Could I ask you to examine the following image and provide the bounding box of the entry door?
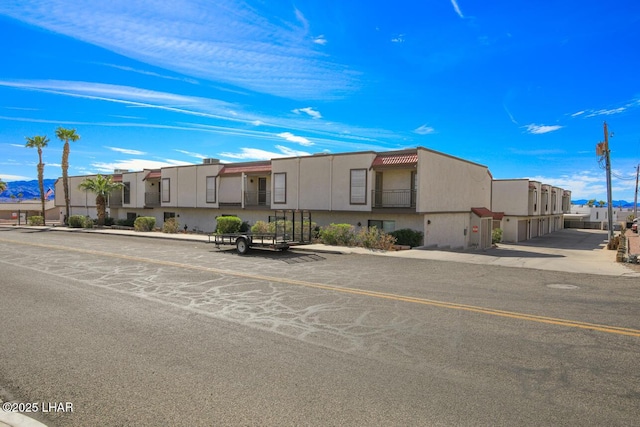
[258,177,267,205]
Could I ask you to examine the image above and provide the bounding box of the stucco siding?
[417,148,491,213]
[492,180,529,215]
[423,213,469,249]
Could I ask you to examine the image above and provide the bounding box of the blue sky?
[1,0,639,201]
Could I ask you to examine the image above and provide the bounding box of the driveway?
[323,228,639,277]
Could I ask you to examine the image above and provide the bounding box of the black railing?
[109,192,123,207]
[145,191,161,206]
[372,189,416,208]
[244,191,271,206]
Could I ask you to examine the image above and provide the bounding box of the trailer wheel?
[236,237,250,255]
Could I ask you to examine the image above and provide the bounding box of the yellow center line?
[3,237,640,338]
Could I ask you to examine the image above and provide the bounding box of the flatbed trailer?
[209,210,312,255]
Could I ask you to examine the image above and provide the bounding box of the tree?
[25,135,50,225]
[0,179,6,193]
[56,127,80,224]
[587,199,596,207]
[598,200,605,207]
[78,174,123,226]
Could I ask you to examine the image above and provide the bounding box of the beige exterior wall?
[270,157,298,209]
[416,148,491,213]
[330,153,376,211]
[299,156,331,210]
[423,213,469,249]
[528,181,541,216]
[380,169,412,191]
[219,175,242,204]
[271,152,377,211]
[492,180,530,216]
[197,164,224,207]
[121,171,146,209]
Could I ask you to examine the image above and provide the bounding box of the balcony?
[372,189,416,208]
[145,191,161,207]
[244,191,271,207]
[109,192,123,207]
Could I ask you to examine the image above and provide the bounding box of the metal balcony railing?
[145,191,161,206]
[244,191,271,206]
[372,189,416,208]
[109,193,123,207]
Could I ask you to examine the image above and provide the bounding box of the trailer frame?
[208,210,313,255]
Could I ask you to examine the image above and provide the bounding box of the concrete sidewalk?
[2,225,639,277]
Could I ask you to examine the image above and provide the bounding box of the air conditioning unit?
[203,158,220,165]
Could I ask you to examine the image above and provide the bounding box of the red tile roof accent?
[143,170,161,180]
[472,207,497,218]
[220,164,272,175]
[112,174,122,182]
[372,153,418,167]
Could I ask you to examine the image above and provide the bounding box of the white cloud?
[450,0,465,18]
[570,111,585,117]
[175,149,208,159]
[528,172,603,200]
[0,2,357,99]
[292,107,322,119]
[414,125,436,135]
[585,107,626,118]
[524,124,563,134]
[277,132,313,146]
[2,174,32,181]
[91,158,190,173]
[219,146,311,161]
[106,146,146,155]
[313,35,327,45]
[391,34,405,43]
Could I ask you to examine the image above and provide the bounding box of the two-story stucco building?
[491,179,571,242]
[55,146,572,250]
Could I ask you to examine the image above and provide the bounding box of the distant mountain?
[0,179,56,202]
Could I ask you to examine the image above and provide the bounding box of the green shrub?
[356,226,397,250]
[116,218,136,227]
[319,223,355,246]
[216,216,242,233]
[134,216,156,232]
[104,217,115,226]
[390,228,423,247]
[28,215,44,226]
[251,221,270,234]
[492,228,503,244]
[83,216,94,229]
[240,221,251,232]
[68,215,86,228]
[162,217,180,233]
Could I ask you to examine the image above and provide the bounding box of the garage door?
[517,220,528,242]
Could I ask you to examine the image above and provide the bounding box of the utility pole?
[602,122,614,241]
[634,164,639,220]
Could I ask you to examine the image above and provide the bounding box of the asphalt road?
[0,228,638,426]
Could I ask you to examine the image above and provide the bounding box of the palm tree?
[78,174,123,226]
[25,135,50,225]
[0,178,6,193]
[56,127,80,224]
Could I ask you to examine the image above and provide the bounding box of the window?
[368,219,396,232]
[162,178,170,203]
[350,169,367,204]
[123,182,131,204]
[274,173,286,204]
[206,176,216,203]
[164,212,176,221]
